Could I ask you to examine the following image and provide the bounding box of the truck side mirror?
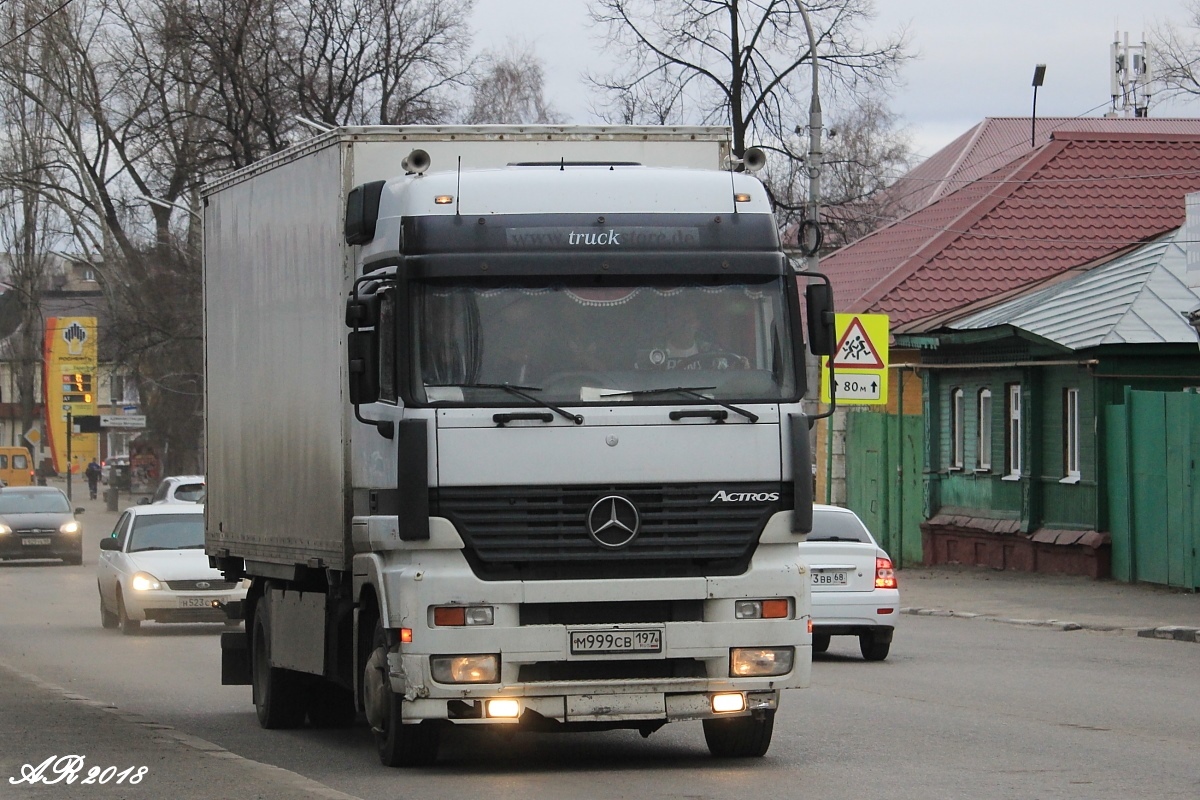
[347,330,380,405]
[344,180,386,245]
[805,283,835,356]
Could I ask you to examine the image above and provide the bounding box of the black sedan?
[0,487,85,565]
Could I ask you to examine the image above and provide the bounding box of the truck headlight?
[131,572,162,592]
[730,647,794,677]
[430,654,499,684]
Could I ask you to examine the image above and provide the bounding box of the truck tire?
[702,710,775,758]
[251,598,308,729]
[370,621,440,767]
[307,681,356,728]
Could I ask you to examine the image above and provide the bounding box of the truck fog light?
[486,698,520,718]
[730,647,794,677]
[711,692,746,713]
[431,654,499,684]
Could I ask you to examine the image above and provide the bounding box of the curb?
[900,607,1200,644]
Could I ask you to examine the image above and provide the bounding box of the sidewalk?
[899,564,1200,643]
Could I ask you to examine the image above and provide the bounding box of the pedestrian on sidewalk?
[85,458,101,500]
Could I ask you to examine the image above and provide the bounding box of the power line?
[0,0,75,52]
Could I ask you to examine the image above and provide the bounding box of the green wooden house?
[895,230,1200,586]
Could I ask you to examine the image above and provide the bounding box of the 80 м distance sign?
[820,313,889,405]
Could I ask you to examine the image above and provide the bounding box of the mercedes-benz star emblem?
[586,495,641,549]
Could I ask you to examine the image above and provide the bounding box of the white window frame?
[977,388,992,471]
[1005,383,1022,479]
[1062,387,1081,483]
[950,388,964,470]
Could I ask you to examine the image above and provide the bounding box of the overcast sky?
[470,0,1200,161]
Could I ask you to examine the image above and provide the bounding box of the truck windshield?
[413,277,798,405]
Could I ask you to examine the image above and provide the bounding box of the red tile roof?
[885,116,1200,215]
[821,127,1200,328]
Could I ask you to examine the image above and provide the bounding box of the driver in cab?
[636,304,747,371]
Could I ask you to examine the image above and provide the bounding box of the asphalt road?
[1,498,1197,799]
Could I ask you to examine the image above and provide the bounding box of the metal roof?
[945,229,1200,349]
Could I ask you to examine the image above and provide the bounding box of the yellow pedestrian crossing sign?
[820,313,889,405]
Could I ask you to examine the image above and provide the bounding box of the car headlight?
[59,520,81,535]
[0,523,10,535]
[131,572,162,591]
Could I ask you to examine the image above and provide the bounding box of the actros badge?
[586,495,641,549]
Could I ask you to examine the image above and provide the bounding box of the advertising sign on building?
[43,317,99,473]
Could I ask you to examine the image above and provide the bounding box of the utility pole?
[794,2,823,274]
[66,411,72,501]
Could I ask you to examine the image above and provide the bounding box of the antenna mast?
[1107,32,1153,117]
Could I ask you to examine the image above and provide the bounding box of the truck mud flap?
[221,630,251,685]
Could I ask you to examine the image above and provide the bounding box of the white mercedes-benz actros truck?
[203,126,835,766]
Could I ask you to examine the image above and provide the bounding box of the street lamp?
[1031,64,1047,147]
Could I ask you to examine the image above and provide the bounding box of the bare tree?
[0,10,61,449]
[588,0,911,234]
[465,42,565,124]
[1150,3,1200,105]
[0,0,480,472]
[768,92,912,248]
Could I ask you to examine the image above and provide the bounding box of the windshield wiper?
[602,386,759,423]
[430,383,583,425]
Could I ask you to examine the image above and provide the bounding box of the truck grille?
[433,483,788,581]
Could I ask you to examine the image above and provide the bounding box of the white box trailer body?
[203,125,826,766]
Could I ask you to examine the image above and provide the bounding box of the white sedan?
[96,504,246,634]
[799,505,899,661]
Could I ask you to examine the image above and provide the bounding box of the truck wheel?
[812,633,830,653]
[859,632,890,662]
[307,681,357,728]
[371,621,439,767]
[703,710,775,758]
[117,591,140,635]
[99,589,118,629]
[251,600,308,729]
